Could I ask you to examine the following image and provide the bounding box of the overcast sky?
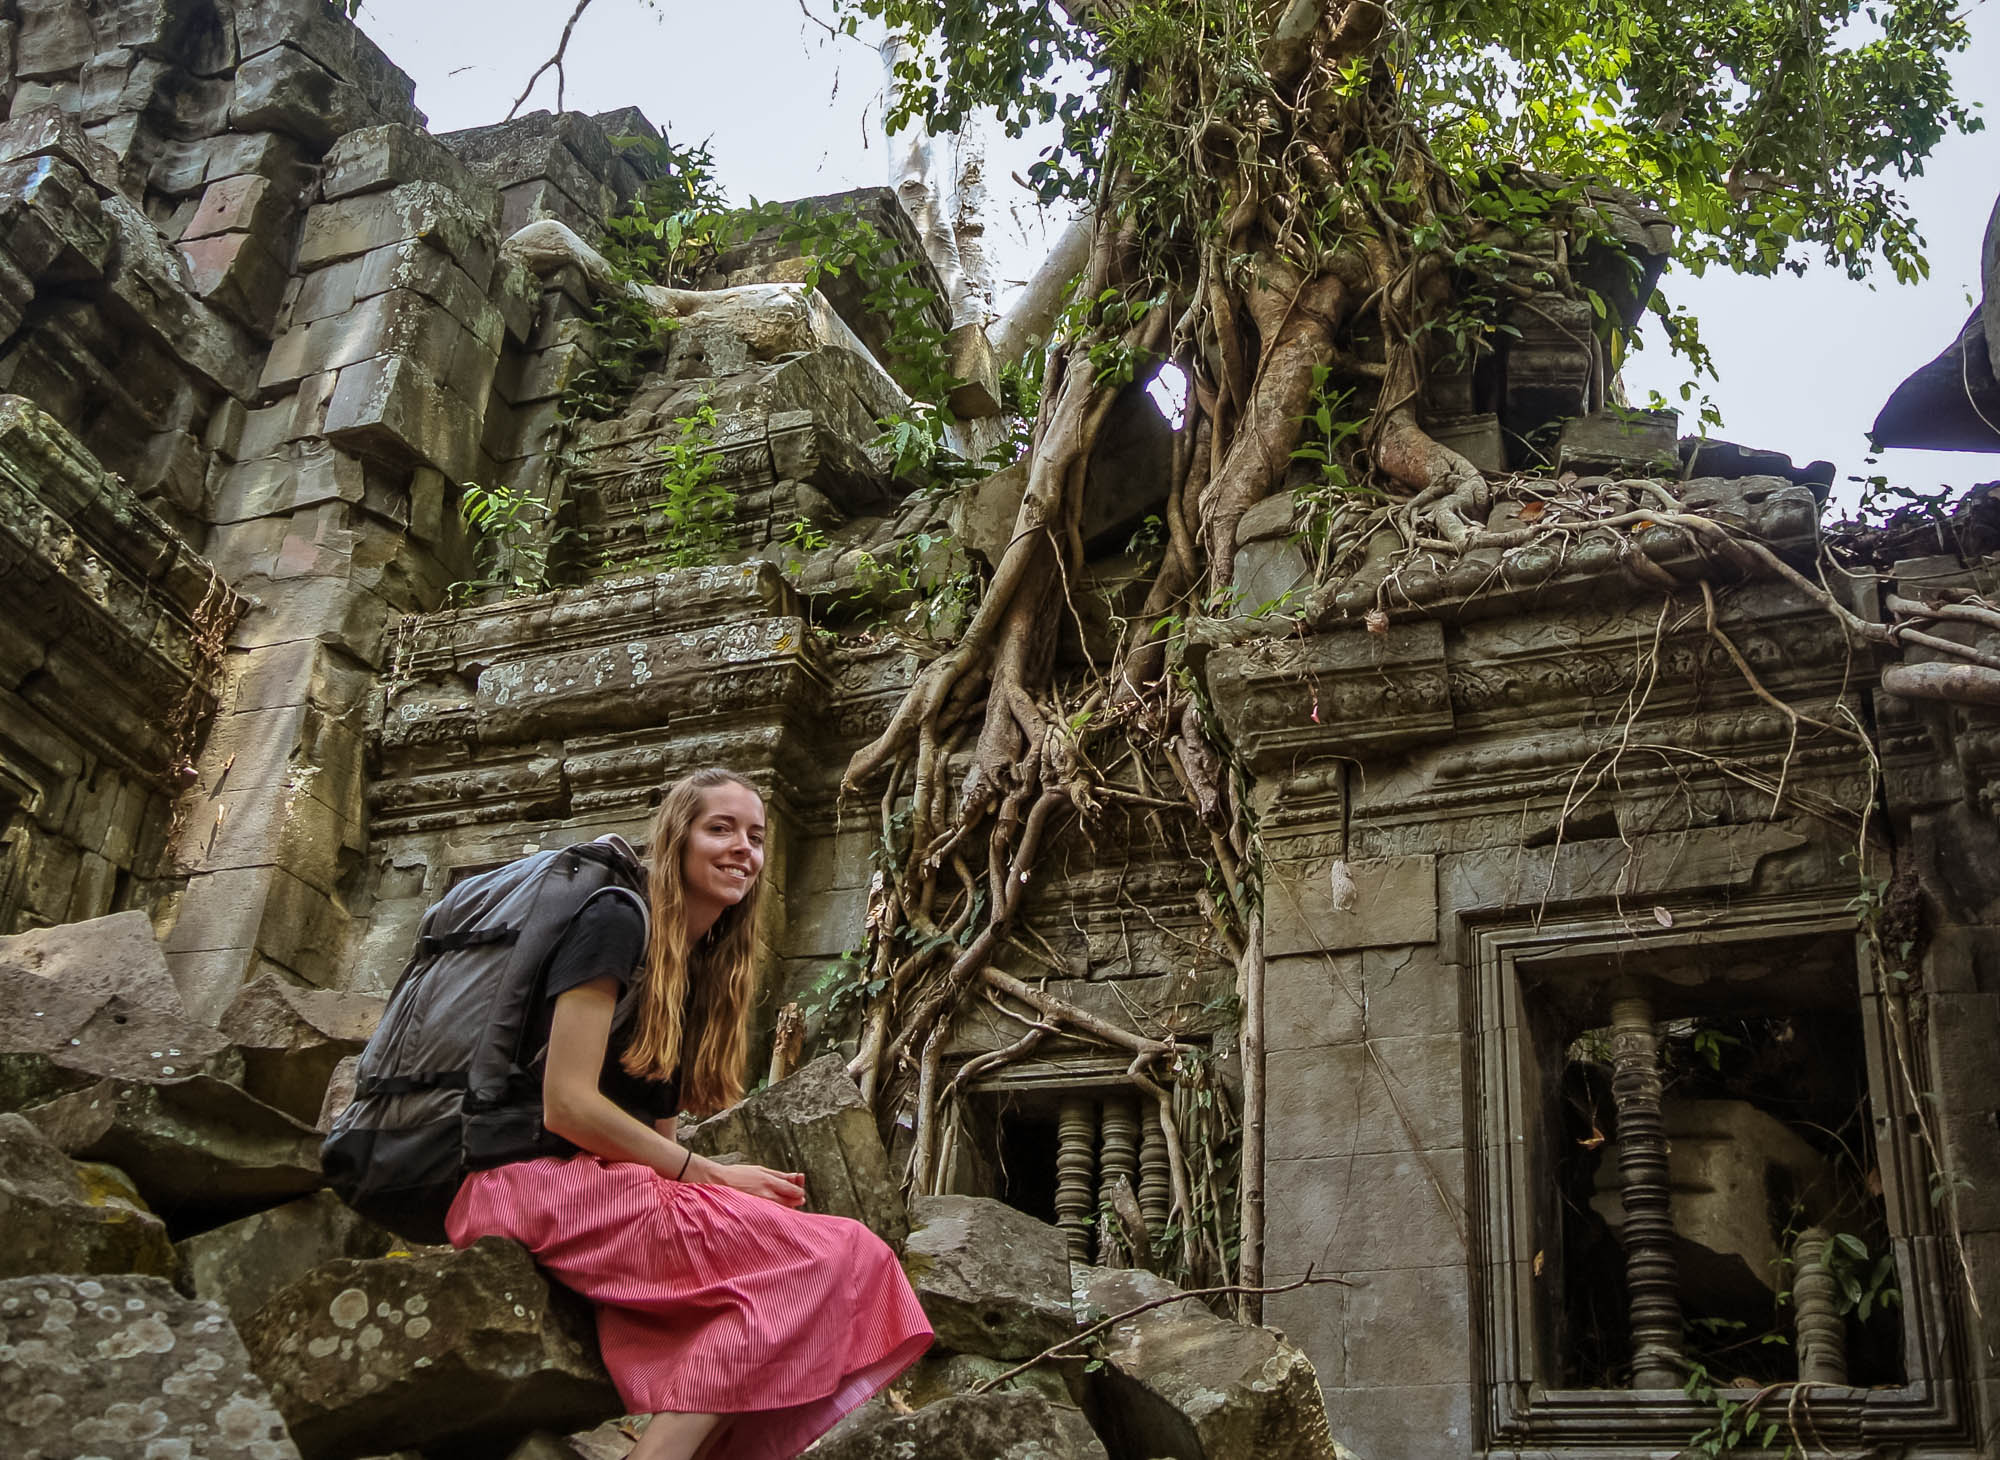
[360,0,1999,508]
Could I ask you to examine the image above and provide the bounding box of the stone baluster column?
[1139,1112,1171,1263]
[1096,1094,1140,1267]
[1792,1227,1849,1384]
[1609,989,1684,1388]
[1055,1094,1098,1264]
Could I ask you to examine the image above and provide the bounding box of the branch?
[970,1271,1350,1393]
[506,0,597,121]
[979,967,1174,1058]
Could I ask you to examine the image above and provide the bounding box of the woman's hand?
[698,1158,807,1208]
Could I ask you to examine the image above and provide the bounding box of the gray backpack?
[322,835,648,1243]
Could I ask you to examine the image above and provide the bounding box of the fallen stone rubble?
[0,910,1341,1460]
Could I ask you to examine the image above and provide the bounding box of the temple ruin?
[1,1,1998,1456]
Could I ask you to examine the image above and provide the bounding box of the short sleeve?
[543,892,647,1003]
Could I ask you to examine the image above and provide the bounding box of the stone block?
[682,1053,907,1241]
[183,172,290,243]
[1557,405,1678,476]
[179,229,291,335]
[1266,953,1366,1053]
[1237,536,1311,613]
[1928,992,2000,1115]
[164,862,350,1009]
[946,321,1001,418]
[203,131,317,198]
[354,237,504,345]
[812,1392,1103,1460]
[1076,1265,1338,1460]
[14,4,91,79]
[1261,1281,1349,1388]
[1265,1151,1468,1275]
[904,1195,1077,1360]
[1265,854,1437,956]
[131,425,209,512]
[323,123,500,226]
[211,450,367,524]
[229,41,376,151]
[1266,945,1461,1052]
[65,849,119,921]
[0,1273,301,1459]
[1334,1266,1470,1386]
[178,1189,397,1327]
[323,353,483,482]
[0,908,184,1016]
[262,286,469,393]
[243,1238,618,1460]
[99,192,259,400]
[1321,1382,1474,1459]
[298,182,496,289]
[498,174,612,238]
[1265,1036,1465,1160]
[287,252,366,327]
[219,972,381,1126]
[950,460,1027,570]
[0,152,112,281]
[0,1111,176,1280]
[24,1071,324,1214]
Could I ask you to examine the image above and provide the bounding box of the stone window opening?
[1549,1002,1901,1393]
[942,1068,1192,1277]
[1471,904,1976,1448]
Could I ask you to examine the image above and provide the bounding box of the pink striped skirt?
[446,1155,933,1459]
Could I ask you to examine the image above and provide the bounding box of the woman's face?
[680,782,767,918]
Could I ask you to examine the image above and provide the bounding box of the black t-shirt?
[533,892,682,1124]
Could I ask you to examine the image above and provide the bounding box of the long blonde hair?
[620,768,763,1114]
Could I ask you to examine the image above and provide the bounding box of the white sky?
[360,0,2000,506]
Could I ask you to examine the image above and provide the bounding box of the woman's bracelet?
[675,1149,694,1182]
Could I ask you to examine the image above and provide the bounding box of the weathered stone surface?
[0,908,184,1015]
[1076,1265,1338,1460]
[322,351,482,481]
[682,1054,907,1241]
[1264,854,1438,956]
[0,1272,300,1459]
[317,1053,362,1131]
[0,972,236,1114]
[904,1195,1077,1360]
[812,1391,1101,1460]
[297,182,497,288]
[324,125,500,226]
[22,1073,324,1212]
[951,459,1028,570]
[99,191,260,400]
[242,1237,619,1460]
[219,973,382,1125]
[229,42,378,150]
[0,1110,175,1280]
[1556,405,1677,476]
[178,1189,398,1326]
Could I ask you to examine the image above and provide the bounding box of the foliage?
[1822,1230,1901,1322]
[644,401,732,568]
[1680,1362,1795,1458]
[563,133,733,423]
[843,0,1978,288]
[453,480,572,601]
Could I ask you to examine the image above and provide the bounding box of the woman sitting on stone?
[445,767,932,1460]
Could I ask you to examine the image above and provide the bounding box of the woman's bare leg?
[628,1411,721,1460]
